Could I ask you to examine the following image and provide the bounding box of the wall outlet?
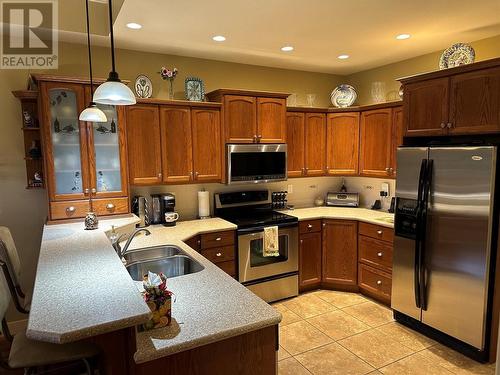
[287,184,293,194]
[364,185,374,190]
[381,182,389,195]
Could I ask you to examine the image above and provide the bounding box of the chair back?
[0,227,21,286]
[0,269,11,331]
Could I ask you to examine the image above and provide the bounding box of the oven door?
[238,225,298,283]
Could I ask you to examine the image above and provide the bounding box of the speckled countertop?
[280,206,394,228]
[124,219,282,364]
[27,215,151,344]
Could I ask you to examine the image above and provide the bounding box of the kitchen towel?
[263,226,279,257]
[198,191,210,218]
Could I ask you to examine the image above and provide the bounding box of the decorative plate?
[439,43,475,70]
[134,75,153,98]
[185,77,205,102]
[330,84,357,108]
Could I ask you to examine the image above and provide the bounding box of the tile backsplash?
[131,176,395,221]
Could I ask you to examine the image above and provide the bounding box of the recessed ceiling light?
[281,45,294,52]
[212,35,226,42]
[126,22,142,30]
[396,33,411,40]
[337,54,350,59]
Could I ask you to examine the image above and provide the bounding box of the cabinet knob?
[215,237,222,241]
[106,203,115,210]
[447,122,453,129]
[440,122,446,129]
[377,280,382,285]
[389,167,394,173]
[377,252,383,257]
[385,167,390,172]
[377,230,383,235]
[66,206,76,213]
[307,224,313,229]
[322,223,326,228]
[158,172,162,178]
[257,135,262,141]
[216,252,222,257]
[253,135,258,143]
[91,188,96,194]
[84,188,89,194]
[300,239,303,244]
[194,171,199,178]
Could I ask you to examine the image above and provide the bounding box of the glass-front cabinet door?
[41,82,90,201]
[85,87,128,199]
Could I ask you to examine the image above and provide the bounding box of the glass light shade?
[79,103,107,122]
[93,80,136,105]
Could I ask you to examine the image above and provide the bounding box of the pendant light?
[93,0,136,105]
[79,0,107,122]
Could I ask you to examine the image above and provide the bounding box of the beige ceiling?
[63,0,500,74]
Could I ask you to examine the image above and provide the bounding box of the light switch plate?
[287,184,293,194]
[381,182,389,195]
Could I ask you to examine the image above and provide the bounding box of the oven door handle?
[236,222,298,234]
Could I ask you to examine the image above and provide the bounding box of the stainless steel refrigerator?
[392,146,497,360]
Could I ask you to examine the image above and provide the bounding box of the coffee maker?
[151,193,177,226]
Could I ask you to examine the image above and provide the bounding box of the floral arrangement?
[142,271,173,330]
[159,67,178,81]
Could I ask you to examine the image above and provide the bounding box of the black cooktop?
[219,211,298,230]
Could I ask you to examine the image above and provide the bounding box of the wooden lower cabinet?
[358,263,392,303]
[299,227,322,291]
[322,220,358,289]
[200,230,236,277]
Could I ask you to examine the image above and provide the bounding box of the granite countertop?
[125,219,282,364]
[281,206,394,228]
[27,215,151,344]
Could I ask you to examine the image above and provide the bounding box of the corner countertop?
[280,206,394,228]
[125,219,282,364]
[27,215,151,344]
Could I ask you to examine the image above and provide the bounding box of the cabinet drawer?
[217,260,236,277]
[201,245,235,263]
[358,222,394,243]
[50,200,90,220]
[201,231,235,249]
[184,235,201,251]
[358,235,393,271]
[358,263,392,301]
[92,197,129,216]
[299,220,322,234]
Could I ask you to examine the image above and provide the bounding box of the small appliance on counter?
[326,192,359,207]
[131,196,150,228]
[151,193,178,226]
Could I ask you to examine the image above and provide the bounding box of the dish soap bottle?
[340,178,347,193]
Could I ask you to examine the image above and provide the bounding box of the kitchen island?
[30,215,281,374]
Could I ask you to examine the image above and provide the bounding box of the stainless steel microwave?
[227,144,287,184]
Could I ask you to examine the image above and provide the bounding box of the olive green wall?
[346,34,500,105]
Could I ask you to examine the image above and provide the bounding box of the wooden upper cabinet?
[359,109,393,178]
[304,113,326,176]
[257,98,286,143]
[299,231,322,290]
[192,109,222,182]
[326,112,359,176]
[160,106,193,183]
[449,67,500,134]
[391,106,404,176]
[404,77,449,136]
[224,95,257,143]
[322,220,358,288]
[126,105,162,185]
[286,112,305,177]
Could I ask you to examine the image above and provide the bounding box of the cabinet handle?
[377,280,382,285]
[66,206,76,213]
[377,230,383,235]
[440,122,446,129]
[377,252,383,257]
[300,239,303,244]
[215,237,222,241]
[216,252,222,257]
[447,123,453,129]
[106,203,115,210]
[91,188,96,194]
[322,223,326,228]
[307,224,313,229]
[84,188,89,194]
[158,173,162,178]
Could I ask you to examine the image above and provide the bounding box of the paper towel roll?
[198,191,210,218]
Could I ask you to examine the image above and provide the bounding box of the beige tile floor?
[273,290,496,375]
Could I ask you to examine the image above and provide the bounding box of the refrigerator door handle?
[414,158,427,309]
[419,158,433,311]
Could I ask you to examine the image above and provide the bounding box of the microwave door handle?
[414,158,427,309]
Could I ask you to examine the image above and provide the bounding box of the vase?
[168,80,174,100]
[84,212,98,230]
[142,296,172,330]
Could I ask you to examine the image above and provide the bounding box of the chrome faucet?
[112,228,151,259]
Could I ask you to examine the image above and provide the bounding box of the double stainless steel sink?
[125,245,204,281]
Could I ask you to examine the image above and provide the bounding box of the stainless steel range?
[214,190,298,302]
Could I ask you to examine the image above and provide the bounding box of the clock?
[185,77,205,102]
